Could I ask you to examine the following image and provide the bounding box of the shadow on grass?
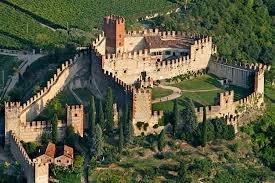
[1,1,66,30]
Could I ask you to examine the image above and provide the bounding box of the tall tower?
[66,105,84,137]
[103,15,125,54]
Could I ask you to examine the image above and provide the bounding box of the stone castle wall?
[196,61,269,131]
[10,132,49,183]
[101,36,216,85]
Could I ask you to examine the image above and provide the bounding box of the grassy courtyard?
[152,87,173,100]
[152,75,252,111]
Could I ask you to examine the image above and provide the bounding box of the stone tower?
[254,69,264,95]
[103,15,125,54]
[4,102,21,144]
[66,105,84,137]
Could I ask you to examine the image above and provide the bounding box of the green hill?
[0,0,176,49]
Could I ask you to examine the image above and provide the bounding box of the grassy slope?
[152,87,173,100]
[0,55,20,87]
[0,0,175,49]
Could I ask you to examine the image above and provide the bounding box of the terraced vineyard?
[0,0,176,49]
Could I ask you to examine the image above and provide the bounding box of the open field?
[152,75,251,111]
[0,0,176,49]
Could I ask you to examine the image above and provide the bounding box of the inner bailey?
[10,132,49,183]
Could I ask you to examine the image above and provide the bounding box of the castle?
[3,15,271,182]
[91,15,270,135]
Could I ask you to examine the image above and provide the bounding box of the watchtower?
[66,105,84,137]
[103,15,125,54]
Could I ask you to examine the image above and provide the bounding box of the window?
[119,34,122,38]
[124,70,127,73]
[75,113,78,117]
[165,51,171,55]
[119,42,122,46]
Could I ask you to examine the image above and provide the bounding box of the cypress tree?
[89,96,96,136]
[125,107,133,144]
[182,98,198,132]
[172,99,179,137]
[118,117,124,153]
[98,100,105,129]
[123,93,129,135]
[158,130,166,152]
[51,114,58,143]
[202,107,207,147]
[105,87,114,134]
[93,124,103,157]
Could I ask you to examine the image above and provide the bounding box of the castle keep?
[91,15,270,135]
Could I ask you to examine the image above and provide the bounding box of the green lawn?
[0,0,176,49]
[153,75,252,111]
[152,87,173,100]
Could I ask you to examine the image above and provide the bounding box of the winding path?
[152,84,220,104]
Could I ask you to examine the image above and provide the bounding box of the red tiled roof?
[45,142,56,158]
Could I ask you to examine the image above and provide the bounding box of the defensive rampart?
[10,132,49,183]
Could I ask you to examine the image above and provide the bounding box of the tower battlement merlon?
[104,15,125,24]
[66,104,84,110]
[5,101,21,109]
[104,49,150,60]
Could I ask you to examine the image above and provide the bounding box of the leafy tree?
[172,99,179,137]
[23,142,39,158]
[118,117,124,153]
[51,114,58,143]
[98,100,105,129]
[74,154,84,171]
[93,124,103,157]
[65,124,76,147]
[105,87,114,134]
[178,161,192,183]
[158,130,166,152]
[181,98,198,132]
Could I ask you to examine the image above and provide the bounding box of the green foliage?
[124,106,134,144]
[93,124,103,157]
[74,154,84,172]
[153,0,274,66]
[22,141,40,158]
[51,113,58,143]
[89,96,96,136]
[97,100,105,129]
[65,124,76,148]
[201,108,207,147]
[41,131,51,145]
[158,130,166,152]
[172,99,179,136]
[105,87,114,134]
[181,98,198,132]
[118,117,124,153]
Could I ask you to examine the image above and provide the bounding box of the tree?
[158,130,166,152]
[89,96,96,136]
[65,124,76,147]
[74,154,84,171]
[98,100,105,129]
[181,98,198,132]
[123,93,129,135]
[201,107,207,147]
[178,161,192,183]
[105,87,114,134]
[172,99,179,137]
[124,108,134,144]
[51,114,58,143]
[41,131,50,145]
[118,117,124,153]
[93,124,103,157]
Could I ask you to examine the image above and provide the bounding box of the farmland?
[0,0,176,49]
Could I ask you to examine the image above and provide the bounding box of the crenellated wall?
[9,132,49,183]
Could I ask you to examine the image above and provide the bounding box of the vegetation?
[0,55,20,88]
[51,114,58,143]
[105,87,114,134]
[0,0,176,49]
[152,87,173,100]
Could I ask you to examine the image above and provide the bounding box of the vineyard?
[0,0,176,49]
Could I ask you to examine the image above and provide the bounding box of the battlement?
[21,54,81,112]
[5,101,22,110]
[67,105,83,110]
[104,15,125,24]
[10,132,34,166]
[21,120,66,130]
[103,70,133,91]
[213,57,271,72]
[133,87,152,94]
[152,110,164,117]
[104,49,150,60]
[92,32,105,47]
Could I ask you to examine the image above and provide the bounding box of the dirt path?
[152,84,220,104]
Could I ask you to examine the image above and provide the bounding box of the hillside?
[0,0,176,49]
